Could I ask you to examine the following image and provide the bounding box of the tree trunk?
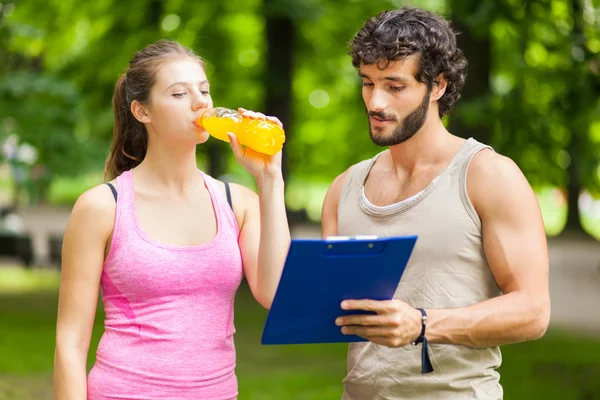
[562,0,587,235]
[206,141,226,180]
[196,4,228,179]
[0,13,7,75]
[147,0,163,25]
[264,1,294,183]
[564,134,584,232]
[448,8,491,144]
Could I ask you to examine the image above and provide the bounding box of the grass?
[1,268,600,399]
[0,268,61,293]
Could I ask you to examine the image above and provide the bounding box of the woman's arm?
[233,175,290,309]
[54,185,115,399]
[226,109,291,309]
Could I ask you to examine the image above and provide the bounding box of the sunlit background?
[0,0,599,398]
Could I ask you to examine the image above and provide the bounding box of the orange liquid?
[200,113,285,156]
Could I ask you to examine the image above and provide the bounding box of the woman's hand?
[227,108,283,181]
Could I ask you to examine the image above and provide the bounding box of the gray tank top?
[338,138,503,400]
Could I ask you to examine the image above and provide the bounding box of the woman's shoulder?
[68,183,117,228]
[207,175,257,225]
[203,172,257,201]
[214,179,257,202]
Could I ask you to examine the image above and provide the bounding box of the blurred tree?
[263,0,296,184]
[2,0,599,226]
[448,0,494,145]
[0,1,105,205]
[0,3,7,75]
[0,0,250,191]
[561,0,600,234]
[447,0,599,236]
[489,0,600,235]
[199,3,231,179]
[0,71,105,205]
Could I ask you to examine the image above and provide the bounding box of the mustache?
[368,111,398,122]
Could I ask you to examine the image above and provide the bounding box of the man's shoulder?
[330,153,383,190]
[468,148,534,214]
[469,148,524,185]
[323,153,382,211]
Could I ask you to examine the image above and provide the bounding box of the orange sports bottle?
[195,107,285,156]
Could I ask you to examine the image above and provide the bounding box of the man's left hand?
[336,299,423,348]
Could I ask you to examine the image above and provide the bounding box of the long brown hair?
[104,40,206,181]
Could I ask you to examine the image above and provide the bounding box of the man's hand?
[336,299,423,348]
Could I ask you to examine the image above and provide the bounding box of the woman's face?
[138,56,213,146]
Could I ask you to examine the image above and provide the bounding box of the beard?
[367,88,430,147]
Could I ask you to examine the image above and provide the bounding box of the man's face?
[359,55,431,146]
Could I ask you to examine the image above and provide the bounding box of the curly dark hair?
[349,7,467,117]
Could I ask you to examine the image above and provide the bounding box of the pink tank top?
[87,169,243,400]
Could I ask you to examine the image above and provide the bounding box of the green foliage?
[0,0,599,218]
[0,71,105,177]
[451,0,600,191]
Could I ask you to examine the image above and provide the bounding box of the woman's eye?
[362,82,374,87]
[201,90,210,95]
[172,93,187,98]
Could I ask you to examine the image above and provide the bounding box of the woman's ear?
[131,100,151,124]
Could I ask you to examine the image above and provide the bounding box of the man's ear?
[431,74,448,101]
[131,100,151,124]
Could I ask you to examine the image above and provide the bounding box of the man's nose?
[368,88,388,112]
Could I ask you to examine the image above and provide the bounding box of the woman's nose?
[192,92,210,111]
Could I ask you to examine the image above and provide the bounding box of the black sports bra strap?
[225,182,232,209]
[106,182,117,202]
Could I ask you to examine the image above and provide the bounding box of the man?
[321,6,550,399]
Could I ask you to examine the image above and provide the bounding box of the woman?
[53,40,290,400]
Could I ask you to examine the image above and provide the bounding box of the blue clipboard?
[261,235,417,345]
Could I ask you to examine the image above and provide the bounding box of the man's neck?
[387,117,456,174]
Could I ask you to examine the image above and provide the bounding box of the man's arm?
[425,149,550,347]
[336,150,550,348]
